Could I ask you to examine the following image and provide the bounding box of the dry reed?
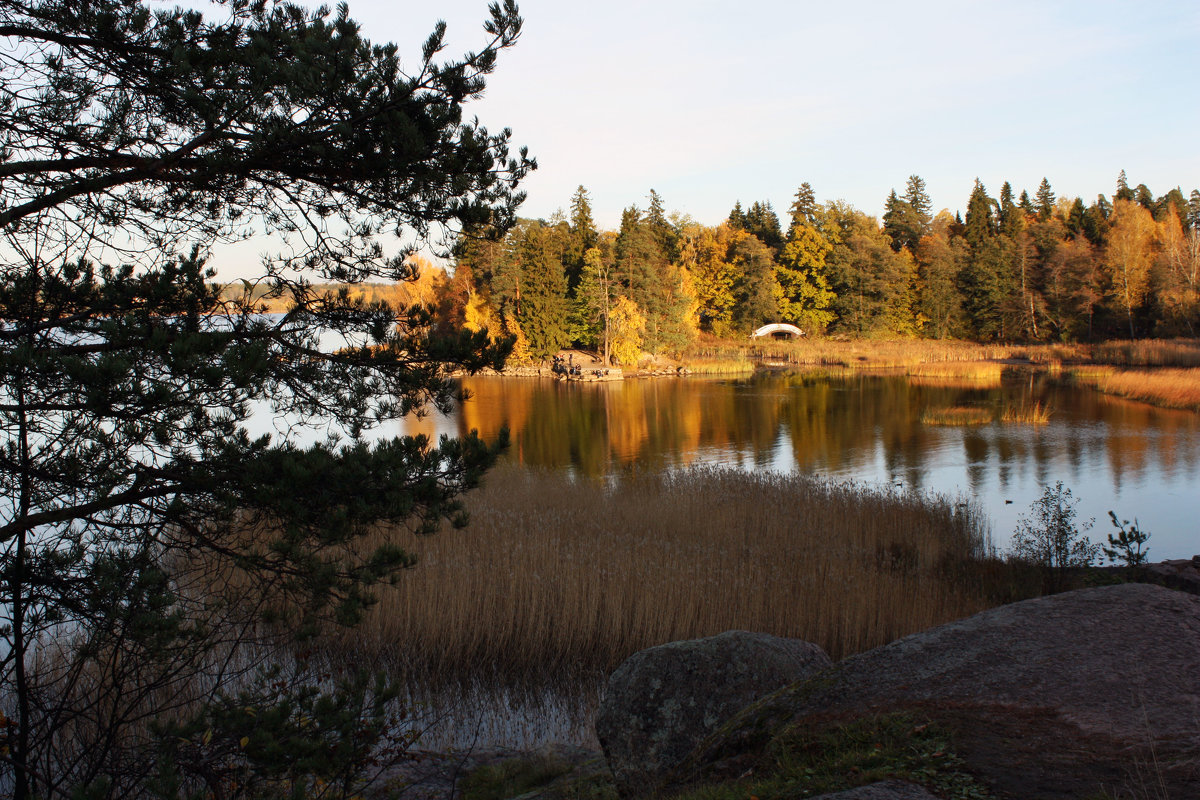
[999,401,1052,424]
[906,361,1004,384]
[1087,368,1200,411]
[687,336,1016,371]
[920,406,994,426]
[334,465,995,695]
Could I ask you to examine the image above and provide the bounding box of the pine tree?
[0,1,531,796]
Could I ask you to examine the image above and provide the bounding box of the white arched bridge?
[751,323,805,339]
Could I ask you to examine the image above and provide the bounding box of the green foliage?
[459,752,602,800]
[1103,511,1151,567]
[674,713,994,800]
[1010,482,1099,585]
[0,0,528,797]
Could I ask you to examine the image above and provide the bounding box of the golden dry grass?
[687,336,1016,371]
[1017,339,1200,368]
[1000,401,1052,424]
[920,406,994,426]
[335,465,995,693]
[906,361,1004,385]
[1085,368,1200,411]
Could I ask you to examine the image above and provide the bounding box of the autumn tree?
[1104,199,1157,338]
[683,223,739,335]
[777,217,836,333]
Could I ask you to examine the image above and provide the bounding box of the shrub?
[1010,483,1099,590]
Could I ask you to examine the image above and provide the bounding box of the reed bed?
[333,465,995,696]
[905,361,1004,384]
[682,356,755,375]
[1017,339,1200,368]
[1085,368,1200,410]
[686,337,1016,371]
[920,406,994,426]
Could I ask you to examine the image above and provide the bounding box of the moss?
[459,753,618,800]
[670,712,995,800]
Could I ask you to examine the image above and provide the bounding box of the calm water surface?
[399,370,1200,560]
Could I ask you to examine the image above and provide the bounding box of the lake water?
[398,369,1200,560]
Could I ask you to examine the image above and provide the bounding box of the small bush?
[1010,482,1099,591]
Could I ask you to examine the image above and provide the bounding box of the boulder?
[678,584,1200,799]
[595,630,831,797]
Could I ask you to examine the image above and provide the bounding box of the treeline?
[435,172,1200,364]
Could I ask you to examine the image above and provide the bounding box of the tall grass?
[335,466,995,696]
[686,336,1016,371]
[1085,368,1200,411]
[905,361,1004,385]
[1017,339,1200,368]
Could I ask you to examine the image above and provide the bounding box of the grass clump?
[921,406,994,426]
[674,713,993,800]
[460,752,613,800]
[1000,401,1052,424]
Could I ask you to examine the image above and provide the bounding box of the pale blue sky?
[212,0,1200,274]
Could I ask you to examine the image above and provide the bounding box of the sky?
[212,0,1200,275]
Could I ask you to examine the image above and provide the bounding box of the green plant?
[1103,512,1151,567]
[1010,482,1099,590]
[672,713,995,800]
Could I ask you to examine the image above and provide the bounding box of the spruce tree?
[789,182,818,228]
[565,185,599,291]
[1115,170,1134,202]
[1036,178,1056,220]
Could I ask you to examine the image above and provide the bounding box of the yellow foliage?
[609,295,645,367]
[503,313,532,365]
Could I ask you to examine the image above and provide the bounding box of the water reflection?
[403,371,1200,559]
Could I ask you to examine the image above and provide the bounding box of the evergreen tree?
[915,215,967,338]
[1115,170,1134,202]
[959,180,1013,338]
[515,223,571,359]
[1036,178,1056,220]
[1134,183,1155,210]
[905,174,933,225]
[728,201,747,230]
[789,182,818,227]
[1019,190,1036,216]
[647,189,680,261]
[744,200,784,251]
[731,234,782,331]
[565,185,598,291]
[0,1,531,797]
[823,204,919,335]
[999,182,1021,235]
